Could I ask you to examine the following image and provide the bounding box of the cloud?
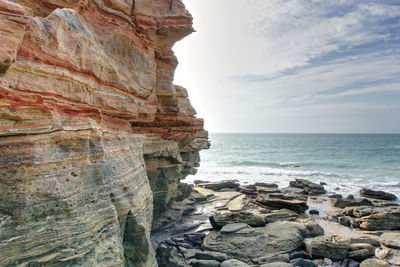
[175,0,400,132]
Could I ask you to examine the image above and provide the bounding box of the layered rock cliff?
[0,0,208,266]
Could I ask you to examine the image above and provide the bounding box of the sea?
[184,133,400,199]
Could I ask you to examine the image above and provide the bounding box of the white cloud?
[174,0,400,133]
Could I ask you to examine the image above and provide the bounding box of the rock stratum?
[0,0,208,266]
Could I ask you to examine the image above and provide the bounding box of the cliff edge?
[0,0,208,266]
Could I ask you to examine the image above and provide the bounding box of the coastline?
[152,178,400,266]
[185,133,400,200]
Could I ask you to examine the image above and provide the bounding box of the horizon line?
[208,131,400,134]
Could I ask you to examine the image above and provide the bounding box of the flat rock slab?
[228,194,246,212]
[360,258,390,267]
[203,222,307,264]
[360,188,397,201]
[358,207,400,230]
[220,223,254,234]
[220,259,250,267]
[264,209,299,223]
[379,232,400,249]
[256,195,308,213]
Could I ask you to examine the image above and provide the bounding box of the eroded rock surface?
[0,0,208,266]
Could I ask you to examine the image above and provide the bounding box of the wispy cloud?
[175,0,400,132]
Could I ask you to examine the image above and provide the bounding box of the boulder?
[360,259,389,267]
[209,211,266,230]
[359,188,397,201]
[379,232,400,249]
[306,235,350,261]
[376,245,400,266]
[202,222,304,264]
[289,179,327,195]
[220,259,250,267]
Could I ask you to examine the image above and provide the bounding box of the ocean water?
[184,133,400,199]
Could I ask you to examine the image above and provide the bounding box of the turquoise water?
[185,133,400,198]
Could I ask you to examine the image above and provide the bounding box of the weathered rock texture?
[0,0,208,266]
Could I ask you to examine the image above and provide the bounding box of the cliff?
[0,0,208,266]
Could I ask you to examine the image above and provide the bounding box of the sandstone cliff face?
[0,0,208,266]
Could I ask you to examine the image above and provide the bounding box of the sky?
[173,0,400,133]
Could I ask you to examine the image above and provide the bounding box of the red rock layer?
[0,0,208,266]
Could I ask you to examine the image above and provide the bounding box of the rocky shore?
[152,179,400,267]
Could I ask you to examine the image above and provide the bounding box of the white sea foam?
[184,165,400,201]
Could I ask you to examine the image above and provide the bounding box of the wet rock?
[257,187,282,195]
[289,178,327,195]
[289,250,309,260]
[309,209,320,215]
[282,187,306,195]
[220,259,250,267]
[342,259,360,267]
[239,184,258,195]
[191,259,220,267]
[256,194,308,213]
[306,235,350,261]
[291,258,318,267]
[191,191,208,202]
[209,211,266,230]
[264,209,299,223]
[348,248,370,262]
[254,182,279,188]
[195,250,229,262]
[332,198,373,208]
[196,180,240,191]
[329,193,343,199]
[359,188,397,201]
[338,216,351,227]
[156,245,188,267]
[359,259,389,267]
[184,249,203,260]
